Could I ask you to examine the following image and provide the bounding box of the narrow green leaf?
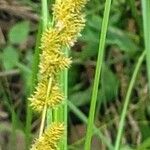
[142,0,150,92]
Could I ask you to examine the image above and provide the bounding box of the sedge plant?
[28,0,88,149]
[25,0,150,150]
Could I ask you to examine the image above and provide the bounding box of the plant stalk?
[26,0,48,148]
[41,0,48,30]
[54,47,69,150]
[141,0,150,92]
[63,47,68,150]
[25,11,42,150]
[114,51,146,150]
[84,0,112,149]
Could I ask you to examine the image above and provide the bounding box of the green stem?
[63,48,68,150]
[114,51,146,150]
[30,22,42,92]
[55,47,69,150]
[25,18,42,150]
[141,0,150,92]
[84,0,112,149]
[68,101,114,150]
[41,0,48,30]
[25,0,48,148]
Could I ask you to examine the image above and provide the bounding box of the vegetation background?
[0,0,150,149]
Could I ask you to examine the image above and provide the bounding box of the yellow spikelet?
[29,80,64,112]
[53,0,87,46]
[40,28,60,53]
[31,123,64,150]
[53,0,87,17]
[39,51,72,77]
[71,0,87,10]
[58,15,85,46]
[48,83,64,108]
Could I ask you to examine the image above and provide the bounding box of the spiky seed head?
[53,0,87,47]
[31,123,64,150]
[29,80,64,112]
[40,28,60,53]
[39,51,72,78]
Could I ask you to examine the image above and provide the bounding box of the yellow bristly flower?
[53,0,87,46]
[53,0,87,16]
[30,0,88,149]
[39,50,72,78]
[29,80,64,112]
[58,16,85,46]
[40,28,60,53]
[39,27,72,78]
[31,123,64,150]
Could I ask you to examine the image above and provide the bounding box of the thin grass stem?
[41,0,48,30]
[84,0,112,149]
[25,23,42,148]
[114,50,146,150]
[63,47,69,150]
[26,0,48,148]
[54,46,69,150]
[141,0,150,92]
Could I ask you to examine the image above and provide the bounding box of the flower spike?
[31,123,64,150]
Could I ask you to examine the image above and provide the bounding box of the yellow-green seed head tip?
[53,0,87,47]
[31,123,64,150]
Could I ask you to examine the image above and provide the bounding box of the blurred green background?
[0,0,149,149]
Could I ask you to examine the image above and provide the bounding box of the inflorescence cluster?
[29,0,87,149]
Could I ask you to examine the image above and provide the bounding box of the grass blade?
[114,51,146,150]
[25,0,48,148]
[141,0,150,92]
[84,0,112,149]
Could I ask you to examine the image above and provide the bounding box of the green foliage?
[80,5,139,61]
[1,0,150,149]
[70,87,91,107]
[107,27,139,55]
[69,64,119,107]
[2,46,19,70]
[101,64,119,102]
[8,21,30,44]
[137,138,150,150]
[120,145,134,150]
